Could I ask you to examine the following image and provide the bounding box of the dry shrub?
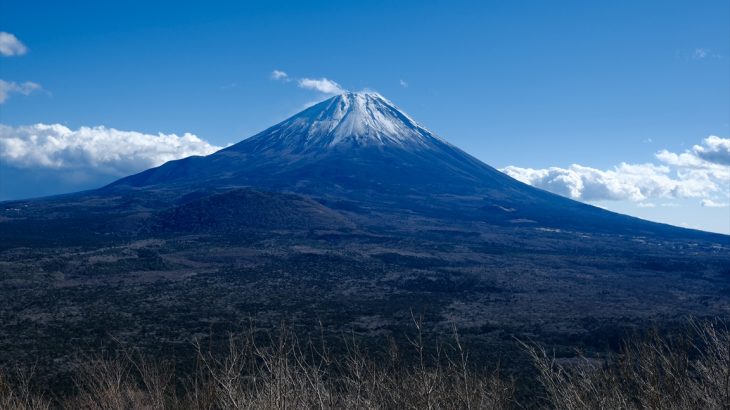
[0,366,51,410]
[523,319,730,410]
[62,350,176,410]
[184,316,514,409]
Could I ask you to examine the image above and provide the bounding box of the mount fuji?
[87,91,715,238]
[3,91,726,243]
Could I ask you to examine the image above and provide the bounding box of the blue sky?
[1,0,729,233]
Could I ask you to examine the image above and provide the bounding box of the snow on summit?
[243,91,445,153]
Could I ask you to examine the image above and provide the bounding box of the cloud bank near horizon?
[501,136,730,208]
[0,123,222,177]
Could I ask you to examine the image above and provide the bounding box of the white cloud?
[400,79,408,88]
[271,69,346,94]
[0,80,42,103]
[691,135,730,166]
[270,70,289,81]
[701,199,729,208]
[0,32,27,56]
[655,136,730,187]
[0,123,223,176]
[501,136,730,204]
[656,137,730,167]
[297,77,344,94]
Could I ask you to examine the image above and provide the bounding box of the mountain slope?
[154,188,355,233]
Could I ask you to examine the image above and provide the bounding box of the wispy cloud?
[297,78,344,94]
[0,32,27,57]
[692,48,722,60]
[270,69,345,95]
[501,136,730,205]
[400,79,408,88]
[701,199,728,208]
[0,33,44,105]
[693,48,709,59]
[0,123,223,176]
[0,80,42,104]
[270,70,289,81]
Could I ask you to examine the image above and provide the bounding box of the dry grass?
[1,318,728,409]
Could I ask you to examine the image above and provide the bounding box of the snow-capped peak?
[245,91,444,152]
